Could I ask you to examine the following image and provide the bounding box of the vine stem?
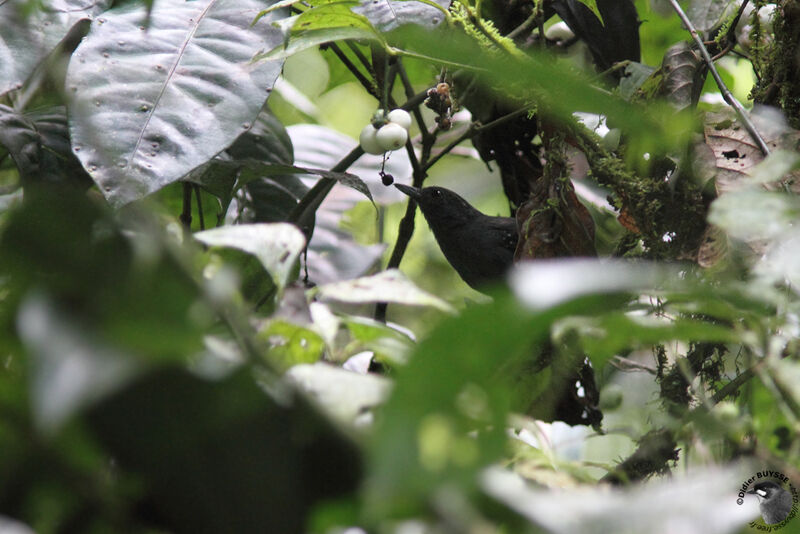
[374,136,427,323]
[667,0,770,156]
[193,184,205,230]
[424,106,530,172]
[180,182,192,230]
[327,43,378,98]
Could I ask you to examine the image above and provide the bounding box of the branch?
[346,41,377,83]
[327,42,378,98]
[667,0,770,156]
[180,181,192,230]
[423,106,530,171]
[193,184,205,231]
[397,59,432,145]
[601,428,679,484]
[374,128,428,322]
[710,366,756,404]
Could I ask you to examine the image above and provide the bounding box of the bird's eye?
[433,189,442,198]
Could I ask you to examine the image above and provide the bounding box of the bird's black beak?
[394,183,422,200]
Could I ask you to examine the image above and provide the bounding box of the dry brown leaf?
[703,108,800,195]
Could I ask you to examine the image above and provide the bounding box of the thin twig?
[424,106,530,171]
[507,10,538,40]
[710,366,756,404]
[193,184,205,230]
[380,53,391,112]
[668,0,770,156]
[327,42,378,98]
[345,41,377,81]
[397,60,431,143]
[375,138,427,322]
[180,182,192,230]
[593,60,632,81]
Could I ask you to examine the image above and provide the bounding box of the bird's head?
[748,481,784,502]
[394,184,483,228]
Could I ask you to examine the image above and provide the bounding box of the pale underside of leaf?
[311,269,455,312]
[195,223,306,291]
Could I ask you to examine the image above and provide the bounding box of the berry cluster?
[359,109,412,155]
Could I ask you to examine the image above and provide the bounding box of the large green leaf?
[262,3,384,60]
[0,0,110,96]
[260,0,450,60]
[0,104,38,181]
[310,269,455,312]
[687,0,738,32]
[0,105,91,186]
[66,0,287,206]
[351,0,450,32]
[389,25,694,157]
[195,223,306,292]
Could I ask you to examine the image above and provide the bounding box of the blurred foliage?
[1,0,799,533]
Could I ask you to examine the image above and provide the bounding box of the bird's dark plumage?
[749,481,793,525]
[395,184,517,290]
[395,183,602,428]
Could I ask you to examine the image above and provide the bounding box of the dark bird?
[395,183,602,428]
[749,481,793,525]
[394,184,517,290]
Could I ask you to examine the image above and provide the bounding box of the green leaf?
[195,224,306,293]
[310,269,455,313]
[341,315,415,365]
[0,104,40,182]
[0,188,210,361]
[575,0,604,25]
[351,0,450,32]
[259,4,385,60]
[708,190,800,242]
[389,25,695,157]
[208,247,279,307]
[619,62,656,101]
[748,149,800,185]
[687,0,738,32]
[286,362,392,423]
[482,466,757,532]
[0,105,92,187]
[363,290,599,519]
[576,313,738,368]
[67,0,287,206]
[508,259,677,310]
[261,320,326,369]
[226,109,294,166]
[0,0,111,96]
[17,292,138,433]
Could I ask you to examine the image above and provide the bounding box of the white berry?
[376,123,408,151]
[545,21,574,42]
[359,124,384,155]
[387,109,412,130]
